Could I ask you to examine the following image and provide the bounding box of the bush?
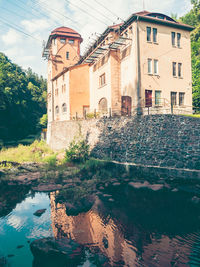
[65,137,89,163]
[43,154,57,167]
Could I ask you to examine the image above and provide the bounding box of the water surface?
[1,184,200,266]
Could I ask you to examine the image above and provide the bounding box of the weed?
[65,137,89,163]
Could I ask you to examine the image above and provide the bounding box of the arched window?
[62,103,67,113]
[55,106,59,114]
[99,98,108,113]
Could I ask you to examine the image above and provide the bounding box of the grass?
[0,140,56,164]
[182,114,200,118]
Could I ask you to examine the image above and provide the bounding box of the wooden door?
[121,96,132,116]
[145,90,152,107]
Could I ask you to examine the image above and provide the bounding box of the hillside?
[0,53,47,142]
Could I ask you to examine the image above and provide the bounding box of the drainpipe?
[51,80,54,122]
[136,16,143,115]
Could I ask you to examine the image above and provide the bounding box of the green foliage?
[0,53,47,141]
[43,154,57,167]
[39,114,48,128]
[180,0,200,113]
[65,137,89,163]
[0,140,55,163]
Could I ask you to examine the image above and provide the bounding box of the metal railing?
[69,98,199,120]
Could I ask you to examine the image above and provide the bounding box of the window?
[155,90,161,105]
[62,103,67,113]
[148,59,152,74]
[171,32,176,46]
[171,92,177,106]
[154,59,158,74]
[153,28,157,43]
[179,92,185,106]
[55,106,59,114]
[145,90,152,107]
[66,52,69,60]
[55,88,58,96]
[99,73,106,87]
[63,84,66,93]
[177,33,181,48]
[178,63,182,77]
[147,27,151,42]
[172,62,176,76]
[60,38,66,44]
[69,39,74,44]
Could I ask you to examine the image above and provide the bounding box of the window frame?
[177,33,181,48]
[147,27,151,42]
[171,92,177,106]
[154,59,158,75]
[99,73,106,87]
[178,63,182,78]
[155,90,162,106]
[148,58,152,74]
[68,39,74,44]
[172,62,177,77]
[60,38,66,44]
[62,103,67,113]
[179,92,185,106]
[171,32,176,46]
[153,28,157,43]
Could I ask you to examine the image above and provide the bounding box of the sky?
[0,0,192,78]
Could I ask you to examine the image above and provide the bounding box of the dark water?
[1,184,200,266]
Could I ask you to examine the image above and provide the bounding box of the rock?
[30,237,84,266]
[191,196,200,204]
[65,195,96,216]
[102,237,108,249]
[99,186,104,191]
[34,209,46,217]
[129,182,164,191]
[32,184,62,192]
[7,254,14,258]
[0,257,7,267]
[16,245,24,249]
[172,188,178,192]
[108,198,114,202]
[112,182,121,187]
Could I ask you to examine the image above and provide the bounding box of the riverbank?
[1,158,200,216]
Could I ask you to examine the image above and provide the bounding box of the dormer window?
[60,38,66,44]
[66,52,69,60]
[69,39,74,44]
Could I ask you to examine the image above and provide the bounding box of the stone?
[65,195,96,216]
[112,182,121,187]
[0,257,7,267]
[7,254,14,258]
[34,209,46,217]
[191,196,200,204]
[32,184,62,192]
[16,245,24,249]
[30,237,84,266]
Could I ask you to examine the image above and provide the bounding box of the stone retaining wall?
[49,115,200,170]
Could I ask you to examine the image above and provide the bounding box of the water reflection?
[50,186,200,267]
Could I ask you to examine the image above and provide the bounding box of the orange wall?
[69,64,90,118]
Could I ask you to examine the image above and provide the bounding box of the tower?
[45,27,83,81]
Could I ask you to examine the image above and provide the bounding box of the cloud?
[0,0,193,77]
[21,18,50,33]
[2,29,22,45]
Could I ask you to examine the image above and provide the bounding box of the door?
[145,90,152,107]
[121,96,132,116]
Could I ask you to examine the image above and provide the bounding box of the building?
[43,11,194,143]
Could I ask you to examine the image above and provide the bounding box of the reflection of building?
[50,192,194,266]
[43,11,194,142]
[50,192,137,266]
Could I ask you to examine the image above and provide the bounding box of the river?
[0,183,200,266]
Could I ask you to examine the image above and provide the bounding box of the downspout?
[136,16,143,115]
[51,80,54,122]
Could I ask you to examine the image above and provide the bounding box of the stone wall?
[49,115,200,170]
